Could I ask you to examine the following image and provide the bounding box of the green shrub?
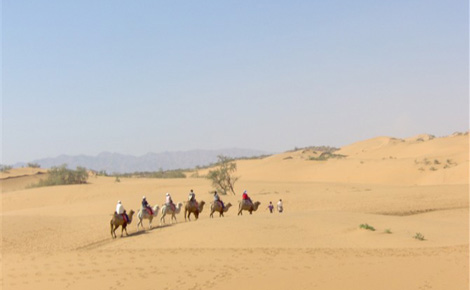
[33,165,88,187]
[309,152,347,161]
[359,224,376,231]
[413,233,425,241]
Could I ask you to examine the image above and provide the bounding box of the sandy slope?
[1,134,468,290]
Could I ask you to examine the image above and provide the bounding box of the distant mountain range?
[14,149,270,174]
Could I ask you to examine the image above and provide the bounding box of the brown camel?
[210,202,232,218]
[184,200,205,221]
[237,201,261,215]
[110,209,135,238]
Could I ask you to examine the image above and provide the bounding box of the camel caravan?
[110,190,265,239]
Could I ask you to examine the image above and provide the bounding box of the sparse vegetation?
[309,152,347,161]
[32,165,88,187]
[384,229,392,234]
[413,233,425,241]
[359,224,376,231]
[115,170,186,179]
[0,164,13,172]
[287,146,340,153]
[97,170,109,176]
[415,157,457,171]
[27,162,41,168]
[206,155,239,195]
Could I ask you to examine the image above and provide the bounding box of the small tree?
[206,155,239,195]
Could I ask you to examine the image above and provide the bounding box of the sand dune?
[1,133,468,290]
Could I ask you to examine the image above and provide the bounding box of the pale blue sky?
[2,0,468,164]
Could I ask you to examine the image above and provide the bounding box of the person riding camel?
[142,196,153,215]
[214,190,224,210]
[242,190,252,206]
[116,200,129,223]
[166,193,175,211]
[188,189,196,205]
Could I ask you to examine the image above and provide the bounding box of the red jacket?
[242,193,249,200]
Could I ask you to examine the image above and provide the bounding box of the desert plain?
[1,133,468,290]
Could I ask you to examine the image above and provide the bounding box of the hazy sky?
[2,0,468,164]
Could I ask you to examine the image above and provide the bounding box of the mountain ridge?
[13,148,270,173]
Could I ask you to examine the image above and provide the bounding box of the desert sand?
[1,133,468,290]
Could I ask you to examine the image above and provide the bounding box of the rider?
[166,193,175,211]
[142,196,153,215]
[188,189,196,202]
[242,190,252,205]
[116,200,129,222]
[214,190,224,210]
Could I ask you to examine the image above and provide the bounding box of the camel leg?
[110,222,116,238]
[160,214,165,225]
[113,225,119,239]
[123,224,129,236]
[238,209,243,215]
[149,217,153,230]
[137,219,142,230]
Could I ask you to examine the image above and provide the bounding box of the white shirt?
[277,201,283,211]
[166,195,172,204]
[116,203,125,214]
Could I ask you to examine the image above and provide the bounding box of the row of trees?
[13,156,240,195]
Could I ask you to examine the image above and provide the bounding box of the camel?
[137,205,160,230]
[110,209,135,238]
[160,202,183,225]
[238,201,261,215]
[184,200,205,221]
[210,202,232,218]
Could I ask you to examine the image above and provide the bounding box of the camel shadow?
[131,224,173,236]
